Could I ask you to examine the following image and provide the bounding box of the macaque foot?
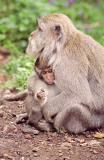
[37,119,54,132]
[15,113,28,124]
[54,126,66,134]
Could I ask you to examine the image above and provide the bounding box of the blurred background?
[0,0,104,90]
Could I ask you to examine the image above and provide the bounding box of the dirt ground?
[0,90,104,160]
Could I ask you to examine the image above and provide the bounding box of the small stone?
[0,111,3,117]
[3,153,14,160]
[3,124,17,133]
[76,138,85,143]
[58,150,62,153]
[59,153,63,157]
[61,142,72,149]
[32,147,39,152]
[33,153,38,157]
[24,134,32,139]
[93,150,98,154]
[20,157,25,160]
[22,126,39,135]
[63,157,70,160]
[80,142,87,147]
[65,137,72,142]
[65,136,75,143]
[88,140,100,146]
[0,105,4,109]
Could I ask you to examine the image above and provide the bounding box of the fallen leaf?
[93,132,104,139]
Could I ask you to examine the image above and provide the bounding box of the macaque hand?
[35,89,48,106]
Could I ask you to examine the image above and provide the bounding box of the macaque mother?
[26,13,104,133]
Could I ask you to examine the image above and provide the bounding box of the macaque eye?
[48,69,52,73]
[42,71,46,75]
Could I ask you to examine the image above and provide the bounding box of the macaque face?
[41,67,55,85]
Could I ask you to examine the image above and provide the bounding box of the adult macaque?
[26,13,104,133]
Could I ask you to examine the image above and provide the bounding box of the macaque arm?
[55,60,93,105]
[25,93,42,124]
[42,91,70,121]
[43,63,93,122]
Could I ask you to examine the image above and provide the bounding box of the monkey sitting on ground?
[16,60,60,131]
[26,13,104,134]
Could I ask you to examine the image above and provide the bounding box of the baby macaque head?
[35,57,55,85]
[41,66,55,85]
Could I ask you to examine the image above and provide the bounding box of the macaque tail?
[3,89,28,101]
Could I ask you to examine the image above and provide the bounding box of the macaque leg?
[37,119,54,132]
[27,109,42,125]
[54,104,91,134]
[25,94,53,131]
[43,92,68,122]
[25,93,42,125]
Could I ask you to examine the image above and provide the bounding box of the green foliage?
[0,0,104,89]
[0,55,34,90]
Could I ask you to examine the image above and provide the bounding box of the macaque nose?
[47,74,51,81]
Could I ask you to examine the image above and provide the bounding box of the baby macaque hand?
[35,89,48,106]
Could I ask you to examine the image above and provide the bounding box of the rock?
[3,124,17,133]
[24,134,32,139]
[20,157,25,160]
[65,136,75,143]
[0,110,3,117]
[88,140,100,146]
[93,150,98,154]
[0,105,4,109]
[63,157,70,160]
[3,153,14,160]
[80,142,87,147]
[22,126,39,135]
[75,138,85,143]
[58,152,63,157]
[32,147,39,152]
[33,153,38,157]
[61,142,72,149]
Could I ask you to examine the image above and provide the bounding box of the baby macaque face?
[41,67,55,85]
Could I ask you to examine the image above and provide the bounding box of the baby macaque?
[26,65,60,130]
[16,61,60,131]
[34,66,56,107]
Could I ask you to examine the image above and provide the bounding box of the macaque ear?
[37,18,45,30]
[53,25,62,40]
